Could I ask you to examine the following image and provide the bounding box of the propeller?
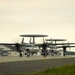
[62,46,66,56]
[12,38,25,52]
[41,42,48,57]
[15,43,21,52]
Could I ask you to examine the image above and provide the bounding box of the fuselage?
[25,44,40,54]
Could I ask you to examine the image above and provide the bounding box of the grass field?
[6,64,75,75]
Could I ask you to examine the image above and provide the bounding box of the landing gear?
[27,52,30,57]
[19,52,22,57]
[41,49,48,57]
[63,46,66,56]
[43,53,47,57]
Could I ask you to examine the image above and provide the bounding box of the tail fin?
[51,38,53,44]
[21,37,24,44]
[29,37,32,44]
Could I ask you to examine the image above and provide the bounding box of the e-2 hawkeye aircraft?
[20,34,48,57]
[34,38,75,57]
[44,38,75,56]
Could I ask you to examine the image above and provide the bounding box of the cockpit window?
[26,45,32,47]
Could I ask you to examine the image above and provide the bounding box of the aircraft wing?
[0,43,26,46]
[0,43,27,52]
[0,43,16,45]
[47,43,75,45]
[35,43,75,51]
[35,43,75,47]
[56,43,75,45]
[56,46,75,48]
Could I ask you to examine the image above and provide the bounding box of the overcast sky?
[0,0,75,43]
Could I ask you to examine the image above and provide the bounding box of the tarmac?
[0,55,75,74]
[0,54,75,63]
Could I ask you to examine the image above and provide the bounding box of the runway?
[0,55,75,74]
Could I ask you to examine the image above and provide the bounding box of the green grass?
[6,64,75,75]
